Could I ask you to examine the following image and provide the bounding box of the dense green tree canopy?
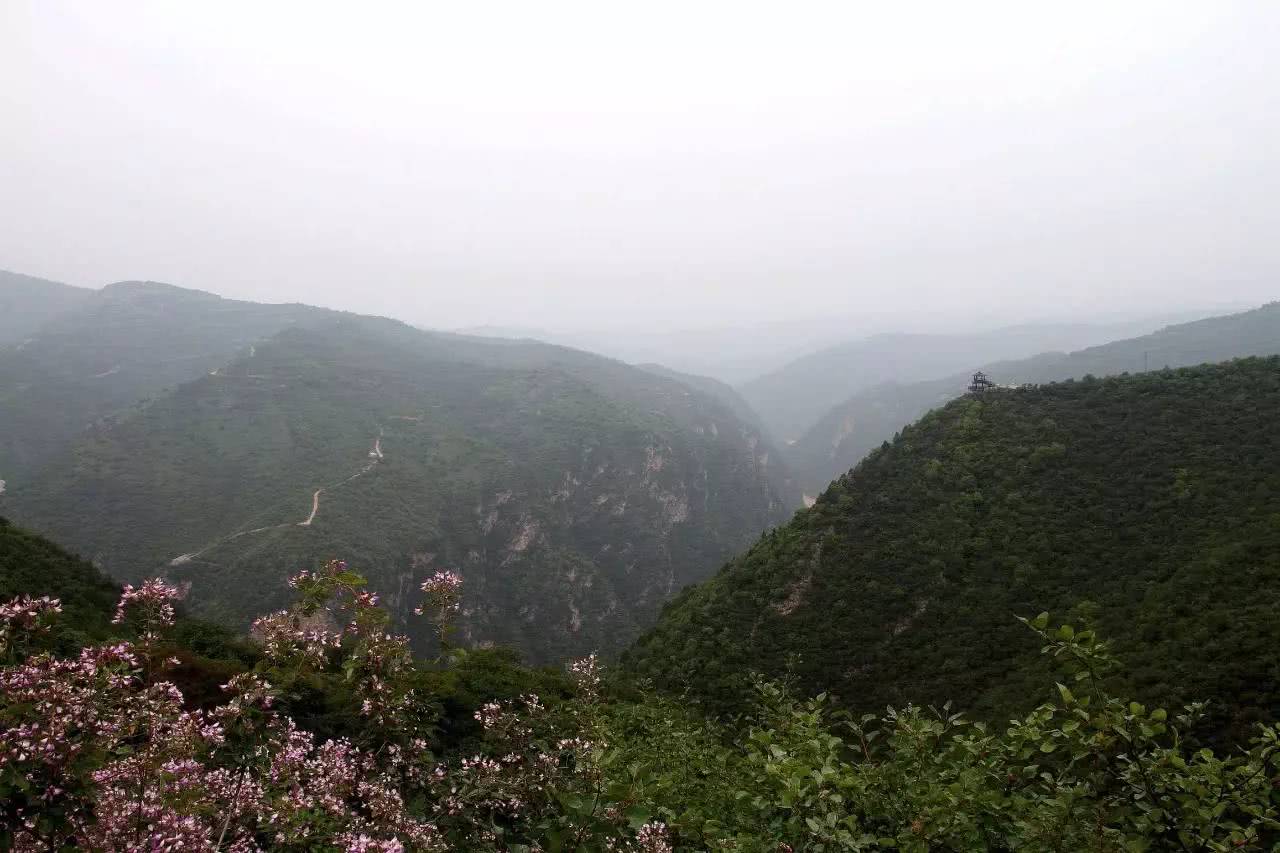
[627,357,1280,743]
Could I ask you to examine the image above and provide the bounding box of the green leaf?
[625,805,651,830]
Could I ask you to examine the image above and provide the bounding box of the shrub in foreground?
[2,562,1279,851]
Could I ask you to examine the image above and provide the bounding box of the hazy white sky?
[2,1,1277,331]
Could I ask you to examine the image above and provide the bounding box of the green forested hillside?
[626,357,1280,738]
[6,314,796,662]
[0,514,118,651]
[0,516,257,686]
[0,281,335,484]
[0,269,94,346]
[790,302,1280,494]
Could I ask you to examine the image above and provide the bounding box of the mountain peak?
[100,280,222,299]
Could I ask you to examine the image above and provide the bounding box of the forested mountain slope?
[790,302,1280,494]
[626,357,1280,737]
[6,315,796,662]
[0,514,119,651]
[0,269,94,345]
[739,318,1182,442]
[0,281,334,484]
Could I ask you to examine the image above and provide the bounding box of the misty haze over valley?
[3,3,1280,849]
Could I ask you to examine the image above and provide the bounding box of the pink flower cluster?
[0,595,63,659]
[636,821,674,853]
[606,822,674,853]
[568,653,602,699]
[251,610,342,667]
[0,567,669,852]
[415,571,462,616]
[0,595,62,631]
[112,577,183,627]
[473,694,540,746]
[0,601,445,849]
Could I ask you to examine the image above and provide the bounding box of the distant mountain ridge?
[451,323,835,386]
[0,269,95,345]
[634,363,771,437]
[2,279,797,662]
[739,316,1212,443]
[0,279,336,485]
[788,301,1280,493]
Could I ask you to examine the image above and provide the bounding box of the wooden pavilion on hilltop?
[967,370,995,395]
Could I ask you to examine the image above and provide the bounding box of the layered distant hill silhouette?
[738,318,1190,443]
[788,302,1280,494]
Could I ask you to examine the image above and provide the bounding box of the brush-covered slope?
[0,281,334,485]
[0,269,95,345]
[626,357,1280,735]
[0,514,119,651]
[6,315,796,662]
[790,302,1280,494]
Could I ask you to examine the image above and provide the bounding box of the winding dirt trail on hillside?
[298,489,322,526]
[297,432,384,528]
[168,430,385,565]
